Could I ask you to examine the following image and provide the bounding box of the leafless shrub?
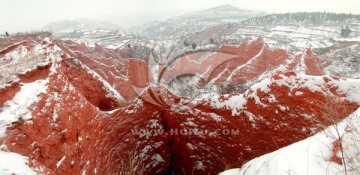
[117,143,146,175]
[314,95,360,175]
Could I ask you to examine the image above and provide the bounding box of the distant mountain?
[182,11,360,53]
[181,4,265,22]
[133,4,266,38]
[98,10,187,30]
[41,18,124,37]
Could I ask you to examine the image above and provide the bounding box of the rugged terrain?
[0,34,359,175]
[1,5,360,175]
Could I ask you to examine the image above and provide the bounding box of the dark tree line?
[183,40,197,50]
[240,12,360,26]
[341,25,352,37]
[2,31,52,37]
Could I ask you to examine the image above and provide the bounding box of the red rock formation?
[159,72,357,174]
[160,38,324,95]
[59,59,122,110]
[0,83,20,108]
[52,38,150,102]
[4,60,170,174]
[1,35,357,175]
[288,49,324,75]
[18,65,51,83]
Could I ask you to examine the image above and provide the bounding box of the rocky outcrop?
[158,72,358,174]
[0,35,358,175]
[5,83,170,174]
[0,83,20,108]
[4,69,358,175]
[288,49,324,75]
[163,38,325,96]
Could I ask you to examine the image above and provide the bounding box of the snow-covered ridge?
[220,107,360,175]
[79,62,124,102]
[0,78,48,138]
[0,36,66,89]
[206,72,360,116]
[1,34,360,175]
[0,35,125,105]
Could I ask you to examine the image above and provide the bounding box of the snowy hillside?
[41,11,360,82]
[177,12,360,80]
[240,12,360,27]
[1,4,360,174]
[133,5,266,38]
[226,24,360,51]
[220,107,360,175]
[1,34,360,175]
[41,18,125,39]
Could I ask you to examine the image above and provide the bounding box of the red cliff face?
[8,71,356,175]
[158,72,357,174]
[0,83,20,108]
[52,39,150,103]
[160,38,324,96]
[0,35,357,175]
[288,49,324,76]
[3,58,170,174]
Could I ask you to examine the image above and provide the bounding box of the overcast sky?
[1,0,360,33]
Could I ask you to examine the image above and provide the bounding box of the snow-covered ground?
[220,107,360,175]
[0,79,48,138]
[1,14,360,173]
[0,151,37,175]
[232,25,360,51]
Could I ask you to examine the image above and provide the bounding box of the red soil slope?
[159,38,324,95]
[0,35,357,175]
